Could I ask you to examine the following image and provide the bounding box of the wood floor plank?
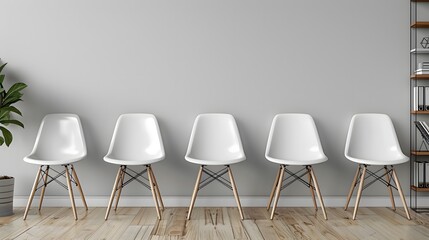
[164,208,187,236]
[14,207,81,239]
[298,208,345,240]
[0,208,63,239]
[131,207,159,227]
[135,225,155,240]
[0,207,428,240]
[370,207,416,226]
[87,207,141,240]
[191,208,216,240]
[276,208,315,240]
[209,208,236,239]
[256,219,296,239]
[120,225,144,240]
[60,208,106,239]
[0,208,24,225]
[241,220,262,240]
[226,207,249,240]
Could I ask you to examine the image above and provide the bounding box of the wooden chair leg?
[307,166,317,211]
[352,165,367,220]
[23,166,43,220]
[148,165,164,211]
[345,165,361,211]
[71,165,88,211]
[105,167,123,220]
[391,168,411,220]
[267,166,282,211]
[384,166,396,211]
[114,166,125,211]
[309,166,327,220]
[270,165,285,220]
[227,166,244,220]
[65,165,78,220]
[187,166,203,220]
[147,165,161,220]
[38,166,50,211]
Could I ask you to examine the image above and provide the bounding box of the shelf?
[411,185,429,192]
[410,48,429,53]
[411,111,429,114]
[411,74,429,79]
[411,22,429,28]
[411,151,429,155]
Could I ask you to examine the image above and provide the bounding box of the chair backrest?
[106,114,165,161]
[345,114,407,161]
[265,114,326,161]
[30,114,87,160]
[185,114,246,161]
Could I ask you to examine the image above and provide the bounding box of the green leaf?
[5,82,27,97]
[0,136,4,146]
[0,126,12,146]
[0,75,4,85]
[2,92,23,106]
[0,108,10,120]
[0,63,7,74]
[0,107,21,121]
[0,119,24,128]
[3,106,22,116]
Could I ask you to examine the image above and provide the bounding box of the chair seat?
[266,155,328,166]
[345,155,409,166]
[24,155,84,166]
[185,156,246,166]
[104,155,164,166]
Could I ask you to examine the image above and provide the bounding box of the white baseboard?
[12,195,429,208]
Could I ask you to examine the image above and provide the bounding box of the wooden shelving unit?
[411,185,429,192]
[411,48,429,53]
[411,151,429,155]
[411,21,429,28]
[411,111,429,114]
[411,74,429,79]
[410,0,429,212]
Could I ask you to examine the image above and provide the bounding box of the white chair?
[185,114,246,220]
[344,114,411,220]
[266,114,328,220]
[104,114,165,220]
[23,114,88,220]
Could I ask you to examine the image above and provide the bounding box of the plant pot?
[0,176,14,217]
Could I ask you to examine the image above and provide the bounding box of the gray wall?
[0,0,409,198]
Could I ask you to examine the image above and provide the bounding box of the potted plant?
[0,62,27,217]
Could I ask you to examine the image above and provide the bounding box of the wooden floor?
[0,207,428,239]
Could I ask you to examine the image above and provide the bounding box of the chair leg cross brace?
[199,167,232,191]
[344,164,411,220]
[35,167,79,191]
[23,164,87,220]
[267,165,327,220]
[105,165,164,220]
[187,165,244,220]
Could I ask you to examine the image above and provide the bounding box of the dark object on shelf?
[421,37,429,48]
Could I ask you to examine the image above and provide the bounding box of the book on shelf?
[413,86,428,111]
[414,162,429,188]
[415,121,429,144]
[419,86,425,110]
[414,87,419,111]
[426,87,429,110]
[418,62,429,69]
